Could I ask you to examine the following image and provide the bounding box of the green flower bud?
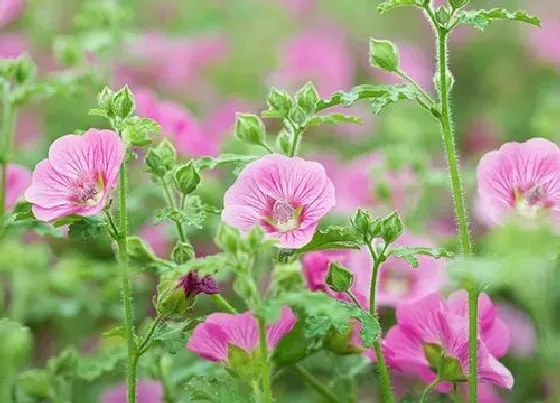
[449,0,469,9]
[325,327,363,355]
[0,318,32,368]
[436,6,451,25]
[380,211,404,244]
[127,236,157,264]
[17,370,54,400]
[295,81,319,115]
[267,87,293,116]
[13,54,36,84]
[156,276,193,316]
[97,87,114,115]
[173,161,200,195]
[172,241,195,264]
[235,113,266,146]
[290,106,307,126]
[145,139,176,177]
[216,224,241,254]
[326,261,354,293]
[351,208,381,242]
[54,36,83,67]
[112,85,135,119]
[369,39,399,72]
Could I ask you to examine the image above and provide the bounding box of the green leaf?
[389,247,455,268]
[17,369,55,400]
[378,0,420,15]
[298,226,364,253]
[317,84,390,111]
[127,236,158,265]
[76,345,126,381]
[46,346,78,377]
[195,154,258,171]
[178,253,234,279]
[150,321,192,354]
[67,216,107,240]
[184,375,250,403]
[369,85,423,114]
[349,306,380,348]
[457,8,540,31]
[369,39,399,72]
[6,201,34,224]
[102,325,127,340]
[306,114,362,128]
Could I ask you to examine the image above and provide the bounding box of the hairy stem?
[0,85,14,222]
[117,160,137,403]
[366,243,395,403]
[258,316,272,403]
[161,179,187,242]
[292,365,339,403]
[420,377,440,403]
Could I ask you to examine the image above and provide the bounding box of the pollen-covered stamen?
[271,199,300,232]
[71,173,104,206]
[515,185,548,219]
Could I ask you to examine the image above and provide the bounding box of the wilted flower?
[5,164,31,210]
[25,129,125,221]
[384,293,513,391]
[135,89,210,156]
[0,0,24,28]
[178,270,220,298]
[222,154,335,249]
[476,138,560,226]
[187,306,297,363]
[101,380,163,403]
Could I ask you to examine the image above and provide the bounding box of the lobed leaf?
[378,0,421,15]
[389,247,454,268]
[297,226,364,253]
[457,8,540,31]
[307,114,362,128]
[195,154,258,171]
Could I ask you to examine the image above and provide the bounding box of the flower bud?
[380,211,404,244]
[216,224,241,254]
[351,208,380,241]
[290,106,307,126]
[267,88,293,116]
[156,272,220,316]
[326,261,353,293]
[146,139,176,177]
[173,161,200,195]
[449,0,469,9]
[0,318,32,368]
[172,241,195,264]
[235,114,266,146]
[13,54,36,84]
[369,39,399,72]
[295,81,319,115]
[97,87,114,112]
[275,129,291,155]
[112,85,135,119]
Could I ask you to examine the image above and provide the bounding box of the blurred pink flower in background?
[372,42,433,91]
[529,17,560,69]
[273,0,315,17]
[0,0,24,27]
[384,293,513,393]
[0,33,28,58]
[101,380,163,403]
[139,223,170,258]
[187,307,296,362]
[328,153,419,215]
[270,28,354,98]
[476,137,560,226]
[135,89,212,157]
[353,232,448,307]
[222,154,335,249]
[117,32,228,93]
[25,129,125,221]
[6,164,31,210]
[497,303,537,357]
[15,108,42,147]
[462,117,503,157]
[201,99,252,149]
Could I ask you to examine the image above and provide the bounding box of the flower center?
[381,271,412,297]
[515,185,548,219]
[271,199,300,232]
[71,173,104,206]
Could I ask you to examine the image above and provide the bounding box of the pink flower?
[476,138,560,226]
[6,164,31,210]
[497,304,537,357]
[372,42,433,91]
[135,89,209,157]
[139,223,170,258]
[462,117,503,157]
[270,28,354,98]
[529,17,560,69]
[328,153,419,216]
[222,154,335,249]
[272,0,315,17]
[384,293,513,390]
[25,129,125,222]
[187,307,297,362]
[0,0,24,27]
[0,33,28,59]
[101,380,163,403]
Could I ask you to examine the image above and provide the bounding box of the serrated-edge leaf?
[195,154,258,171]
[317,84,391,111]
[378,0,420,15]
[298,226,364,253]
[389,247,454,268]
[457,8,541,32]
[307,114,362,128]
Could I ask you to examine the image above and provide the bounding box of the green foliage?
[0,319,32,369]
[184,375,251,403]
[153,195,217,230]
[149,321,196,355]
[172,241,195,264]
[127,236,158,265]
[389,247,454,268]
[235,113,267,146]
[174,161,201,195]
[297,226,364,253]
[121,117,159,147]
[326,261,354,293]
[146,139,177,177]
[369,39,399,72]
[369,85,425,114]
[377,0,421,15]
[262,87,293,119]
[228,345,263,382]
[295,81,320,115]
[195,154,258,171]
[457,8,540,31]
[76,345,126,381]
[306,114,362,127]
[66,215,107,240]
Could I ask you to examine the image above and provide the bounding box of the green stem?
[420,377,440,403]
[287,120,302,157]
[138,314,164,356]
[366,243,395,403]
[0,84,14,222]
[292,364,339,403]
[117,160,137,403]
[0,369,14,403]
[261,143,274,154]
[104,210,120,239]
[434,26,477,403]
[257,316,272,403]
[212,294,237,314]
[161,179,187,242]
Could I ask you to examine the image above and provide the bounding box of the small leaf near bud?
[235,114,266,146]
[380,211,404,244]
[145,139,176,177]
[97,87,114,115]
[290,106,307,126]
[295,81,319,115]
[127,236,157,264]
[326,261,354,293]
[172,241,195,264]
[0,318,32,368]
[369,39,399,72]
[449,0,469,9]
[275,129,291,155]
[173,161,200,195]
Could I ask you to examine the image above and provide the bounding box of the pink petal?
[205,311,260,354]
[25,160,75,208]
[266,306,297,350]
[6,164,31,210]
[186,321,230,362]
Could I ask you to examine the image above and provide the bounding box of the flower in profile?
[101,380,163,403]
[384,293,513,392]
[187,306,296,363]
[476,138,560,226]
[0,0,24,28]
[178,270,220,298]
[25,129,125,222]
[5,164,31,211]
[222,154,335,249]
[135,89,208,156]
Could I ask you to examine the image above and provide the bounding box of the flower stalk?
[0,84,15,224]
